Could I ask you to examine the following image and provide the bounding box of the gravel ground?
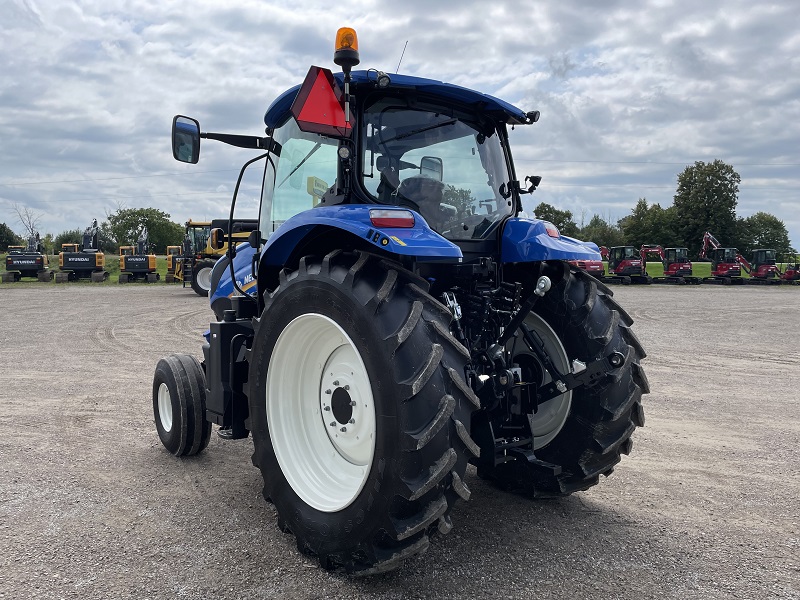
[0,282,798,599]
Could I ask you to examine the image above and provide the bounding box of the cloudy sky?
[2,0,798,248]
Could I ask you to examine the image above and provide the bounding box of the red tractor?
[640,245,701,285]
[599,246,651,284]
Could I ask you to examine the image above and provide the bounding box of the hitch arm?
[519,322,625,403]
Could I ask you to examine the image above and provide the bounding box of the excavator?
[738,249,780,284]
[118,227,159,283]
[56,219,108,282]
[2,232,52,282]
[776,253,800,284]
[699,232,779,285]
[598,245,651,284]
[567,257,604,278]
[639,244,702,285]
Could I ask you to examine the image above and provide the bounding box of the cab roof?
[264,70,528,130]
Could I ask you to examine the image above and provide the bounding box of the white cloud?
[1,0,798,248]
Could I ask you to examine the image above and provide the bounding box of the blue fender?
[209,243,258,316]
[501,218,601,263]
[260,205,463,266]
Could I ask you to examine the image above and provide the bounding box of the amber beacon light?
[334,27,360,70]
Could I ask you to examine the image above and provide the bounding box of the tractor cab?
[119,246,135,257]
[61,243,79,253]
[7,245,24,254]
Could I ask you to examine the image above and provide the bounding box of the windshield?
[260,118,339,239]
[673,248,688,261]
[361,98,513,240]
[187,226,210,254]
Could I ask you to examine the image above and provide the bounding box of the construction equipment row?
[566,232,799,286]
[5,225,799,287]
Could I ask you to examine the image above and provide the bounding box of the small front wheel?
[152,354,212,456]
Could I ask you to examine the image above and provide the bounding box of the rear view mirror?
[172,115,200,164]
[209,227,225,250]
[420,156,443,181]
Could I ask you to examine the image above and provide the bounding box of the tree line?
[533,159,795,259]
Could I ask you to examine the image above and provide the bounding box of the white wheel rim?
[509,313,572,450]
[195,267,212,291]
[266,313,376,512]
[157,382,173,432]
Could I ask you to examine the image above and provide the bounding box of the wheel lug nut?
[330,422,336,427]
[333,380,340,386]
[349,419,355,424]
[350,400,356,406]
[324,406,330,411]
[344,385,350,390]
[325,389,332,395]
[340,427,347,432]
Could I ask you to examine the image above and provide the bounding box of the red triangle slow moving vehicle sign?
[290,66,353,137]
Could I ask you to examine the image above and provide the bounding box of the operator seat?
[375,156,400,203]
[395,175,447,230]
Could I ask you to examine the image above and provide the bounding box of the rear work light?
[369,209,415,228]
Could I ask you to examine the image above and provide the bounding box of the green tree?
[533,202,580,237]
[41,233,55,255]
[0,222,23,251]
[580,214,625,248]
[620,198,682,249]
[737,212,792,257]
[54,229,83,251]
[673,159,740,257]
[105,207,184,254]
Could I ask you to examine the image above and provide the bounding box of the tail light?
[369,209,415,228]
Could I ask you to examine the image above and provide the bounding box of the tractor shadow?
[345,466,683,597]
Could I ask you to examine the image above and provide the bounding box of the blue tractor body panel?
[210,242,258,307]
[210,206,463,306]
[260,205,462,267]
[501,218,601,263]
[211,212,601,307]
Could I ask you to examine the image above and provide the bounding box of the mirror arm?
[201,132,281,154]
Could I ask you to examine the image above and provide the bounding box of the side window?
[260,119,338,238]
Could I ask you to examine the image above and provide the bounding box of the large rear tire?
[481,266,649,496]
[247,251,479,574]
[191,260,214,297]
[152,354,212,456]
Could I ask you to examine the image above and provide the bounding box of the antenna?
[395,40,408,74]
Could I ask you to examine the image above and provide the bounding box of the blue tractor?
[152,28,649,575]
